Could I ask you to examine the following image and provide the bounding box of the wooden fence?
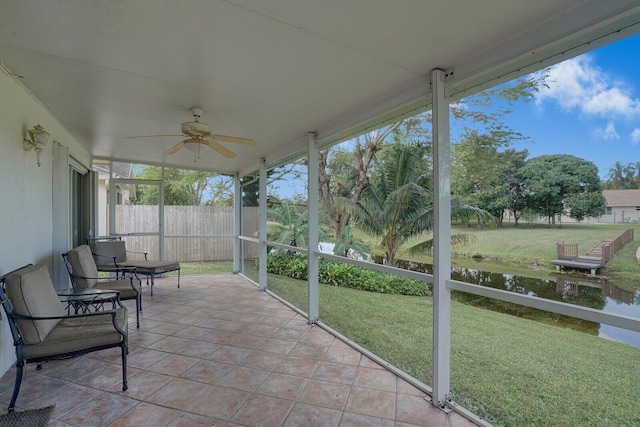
[114,205,259,262]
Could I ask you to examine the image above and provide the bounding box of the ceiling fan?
[127,108,256,159]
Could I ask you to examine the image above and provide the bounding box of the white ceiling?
[1,1,640,176]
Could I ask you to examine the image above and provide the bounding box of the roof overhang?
[1,1,639,176]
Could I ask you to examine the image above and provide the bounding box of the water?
[394,260,640,347]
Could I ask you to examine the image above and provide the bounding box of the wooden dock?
[550,257,603,276]
[551,229,634,276]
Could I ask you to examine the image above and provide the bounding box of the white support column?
[307,132,320,324]
[233,173,241,273]
[258,160,268,291]
[52,143,70,289]
[158,175,166,260]
[431,68,452,408]
[108,162,116,235]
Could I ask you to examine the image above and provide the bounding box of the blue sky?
[274,32,640,199]
[503,32,640,180]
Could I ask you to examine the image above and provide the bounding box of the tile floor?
[0,274,479,427]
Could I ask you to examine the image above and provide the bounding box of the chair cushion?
[66,245,98,288]
[93,280,139,300]
[22,308,127,359]
[119,260,180,275]
[89,240,127,266]
[5,265,64,345]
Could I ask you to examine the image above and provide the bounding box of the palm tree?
[332,225,370,259]
[343,144,489,266]
[267,200,329,249]
[267,200,309,248]
[606,162,638,189]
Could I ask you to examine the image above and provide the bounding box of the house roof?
[603,189,640,207]
[1,1,640,176]
[92,162,133,180]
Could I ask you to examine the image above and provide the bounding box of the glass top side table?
[57,288,120,314]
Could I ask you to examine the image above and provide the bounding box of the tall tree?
[133,166,215,205]
[520,154,606,225]
[450,76,544,225]
[242,164,305,207]
[502,149,529,225]
[206,175,234,206]
[320,74,545,237]
[318,115,433,242]
[345,144,488,265]
[346,144,431,265]
[318,122,403,241]
[604,162,639,189]
[452,133,530,227]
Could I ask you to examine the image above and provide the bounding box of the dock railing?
[601,243,613,264]
[611,228,634,253]
[556,242,579,260]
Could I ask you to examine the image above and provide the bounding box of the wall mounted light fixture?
[23,124,50,167]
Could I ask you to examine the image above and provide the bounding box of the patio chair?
[0,264,128,412]
[87,237,180,296]
[62,245,142,328]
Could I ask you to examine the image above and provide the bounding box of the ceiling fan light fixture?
[184,138,203,161]
[131,108,254,159]
[184,141,198,153]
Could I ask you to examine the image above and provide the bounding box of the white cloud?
[598,121,620,141]
[632,128,640,145]
[535,55,640,119]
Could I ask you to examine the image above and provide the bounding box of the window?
[606,206,612,215]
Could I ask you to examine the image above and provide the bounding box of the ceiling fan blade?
[126,134,183,139]
[165,141,185,155]
[211,134,256,146]
[206,140,237,159]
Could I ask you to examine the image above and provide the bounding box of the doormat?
[0,405,54,427]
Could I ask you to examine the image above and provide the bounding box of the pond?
[394,260,640,347]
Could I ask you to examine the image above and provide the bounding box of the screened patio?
[2,1,640,426]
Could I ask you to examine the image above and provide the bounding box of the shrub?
[262,250,431,297]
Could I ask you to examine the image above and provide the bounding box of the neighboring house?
[91,162,135,236]
[600,190,640,224]
[511,190,640,225]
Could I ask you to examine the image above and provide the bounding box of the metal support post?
[259,160,268,291]
[307,132,320,324]
[233,173,241,273]
[432,68,452,408]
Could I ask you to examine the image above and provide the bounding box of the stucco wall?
[0,71,89,374]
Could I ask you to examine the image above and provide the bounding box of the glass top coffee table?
[57,288,120,314]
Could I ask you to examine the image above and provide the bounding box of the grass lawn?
[450,222,637,262]
[264,272,640,427]
[167,260,234,275]
[357,222,640,290]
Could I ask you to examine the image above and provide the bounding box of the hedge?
[262,250,431,297]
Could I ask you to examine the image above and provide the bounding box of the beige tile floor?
[0,274,479,427]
